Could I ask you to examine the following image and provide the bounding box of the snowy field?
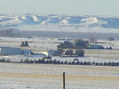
[0,36,119,62]
[0,37,119,89]
[0,63,119,89]
[0,36,59,51]
[1,55,119,63]
[18,24,119,34]
[1,14,119,89]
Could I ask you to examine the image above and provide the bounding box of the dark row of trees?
[0,58,119,66]
[0,58,10,62]
[21,59,119,66]
[0,29,21,37]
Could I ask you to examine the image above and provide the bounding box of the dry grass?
[85,49,119,59]
[0,63,119,81]
[0,63,119,88]
[0,72,119,81]
[0,72,62,79]
[85,49,119,55]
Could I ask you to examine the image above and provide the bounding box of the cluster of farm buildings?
[0,41,56,57]
[0,47,32,55]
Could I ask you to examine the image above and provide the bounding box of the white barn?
[0,47,22,55]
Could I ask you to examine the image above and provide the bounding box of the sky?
[0,0,118,16]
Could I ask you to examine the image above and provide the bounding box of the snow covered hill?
[0,14,119,29]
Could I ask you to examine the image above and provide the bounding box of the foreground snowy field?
[0,63,119,89]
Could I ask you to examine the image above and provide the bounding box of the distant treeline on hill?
[0,58,119,66]
[0,28,119,40]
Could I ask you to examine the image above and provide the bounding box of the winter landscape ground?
[0,63,119,89]
[0,36,119,89]
[0,14,119,89]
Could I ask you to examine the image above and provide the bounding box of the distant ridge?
[0,14,119,30]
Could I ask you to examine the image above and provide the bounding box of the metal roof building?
[0,47,22,55]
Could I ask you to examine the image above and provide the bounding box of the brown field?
[1,72,119,81]
[85,49,119,59]
[0,63,119,89]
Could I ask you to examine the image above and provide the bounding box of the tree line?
[1,58,119,66]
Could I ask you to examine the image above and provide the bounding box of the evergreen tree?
[75,49,85,57]
[74,39,89,49]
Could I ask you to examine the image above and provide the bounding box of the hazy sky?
[0,0,118,16]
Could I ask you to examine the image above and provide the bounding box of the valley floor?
[1,36,119,59]
[0,37,119,89]
[0,63,119,89]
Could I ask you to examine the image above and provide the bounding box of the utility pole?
[63,72,65,89]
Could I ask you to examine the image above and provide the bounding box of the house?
[21,50,33,55]
[0,47,22,55]
[48,50,59,56]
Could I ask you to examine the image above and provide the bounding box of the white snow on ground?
[1,55,119,63]
[0,37,119,89]
[54,56,119,63]
[1,14,119,33]
[0,63,119,89]
[18,24,119,33]
[81,17,99,24]
[32,15,39,22]
[59,19,69,25]
[0,36,119,62]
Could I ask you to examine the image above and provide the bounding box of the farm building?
[48,50,59,56]
[0,47,22,55]
[21,50,33,55]
[88,44,104,49]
